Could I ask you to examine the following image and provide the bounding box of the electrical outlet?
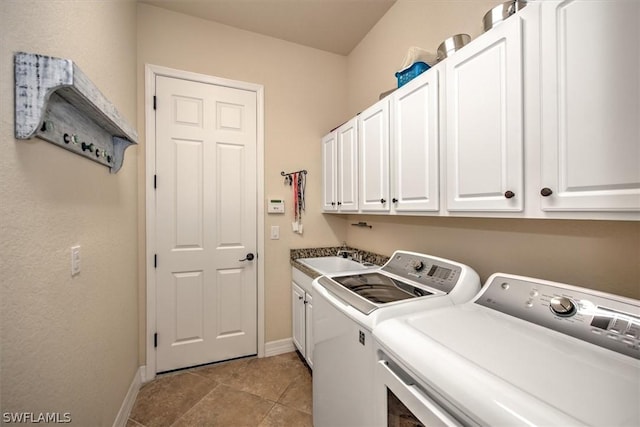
[71,245,81,276]
[270,225,280,240]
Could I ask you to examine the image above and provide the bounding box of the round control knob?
[410,260,424,272]
[549,296,576,317]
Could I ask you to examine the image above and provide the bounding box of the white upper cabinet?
[322,131,338,211]
[445,15,524,212]
[337,118,359,212]
[321,0,638,220]
[539,0,640,212]
[323,118,359,212]
[392,68,440,212]
[359,98,390,212]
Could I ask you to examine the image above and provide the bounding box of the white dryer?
[374,273,640,426]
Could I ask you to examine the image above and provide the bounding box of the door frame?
[144,64,265,381]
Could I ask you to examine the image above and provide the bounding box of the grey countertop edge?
[290,246,390,278]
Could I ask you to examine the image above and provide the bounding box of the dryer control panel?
[475,274,640,359]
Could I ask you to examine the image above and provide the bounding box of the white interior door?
[155,75,257,373]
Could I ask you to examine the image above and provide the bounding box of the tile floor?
[127,352,312,427]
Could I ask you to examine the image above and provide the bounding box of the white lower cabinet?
[292,282,306,354]
[292,268,313,368]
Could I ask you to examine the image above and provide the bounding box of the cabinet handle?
[392,198,398,203]
[540,188,553,197]
[504,191,515,199]
[337,202,342,206]
[380,198,386,204]
[298,296,303,300]
[331,202,336,206]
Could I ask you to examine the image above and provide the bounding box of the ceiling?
[139,0,397,55]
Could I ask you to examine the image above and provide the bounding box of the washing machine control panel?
[476,274,640,359]
[382,251,463,294]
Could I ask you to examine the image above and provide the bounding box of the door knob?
[239,253,255,262]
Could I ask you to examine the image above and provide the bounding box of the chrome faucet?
[337,242,358,260]
[337,249,357,259]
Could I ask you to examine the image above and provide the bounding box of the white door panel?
[337,118,359,212]
[322,132,338,211]
[392,71,440,212]
[155,76,257,372]
[446,17,523,211]
[359,99,390,212]
[540,0,640,210]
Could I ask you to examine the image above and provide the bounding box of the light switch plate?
[270,226,280,240]
[71,245,81,276]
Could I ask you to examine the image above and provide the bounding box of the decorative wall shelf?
[14,52,138,173]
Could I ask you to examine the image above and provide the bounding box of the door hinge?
[153,95,157,110]
[153,174,157,189]
[154,333,158,348]
[154,254,157,268]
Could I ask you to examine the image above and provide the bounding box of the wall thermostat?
[267,199,285,214]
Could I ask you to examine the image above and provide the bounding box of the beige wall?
[136,3,349,359]
[347,0,497,114]
[342,0,640,299]
[0,1,139,425]
[346,216,640,299]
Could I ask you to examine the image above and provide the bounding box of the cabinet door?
[305,294,313,368]
[337,118,359,212]
[359,99,390,212]
[446,16,523,211]
[321,132,338,211]
[391,69,440,212]
[292,282,306,354]
[540,0,640,211]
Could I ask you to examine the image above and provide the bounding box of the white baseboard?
[264,338,296,357]
[113,365,144,427]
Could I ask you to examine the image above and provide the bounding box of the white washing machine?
[312,250,481,427]
[374,273,640,426]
